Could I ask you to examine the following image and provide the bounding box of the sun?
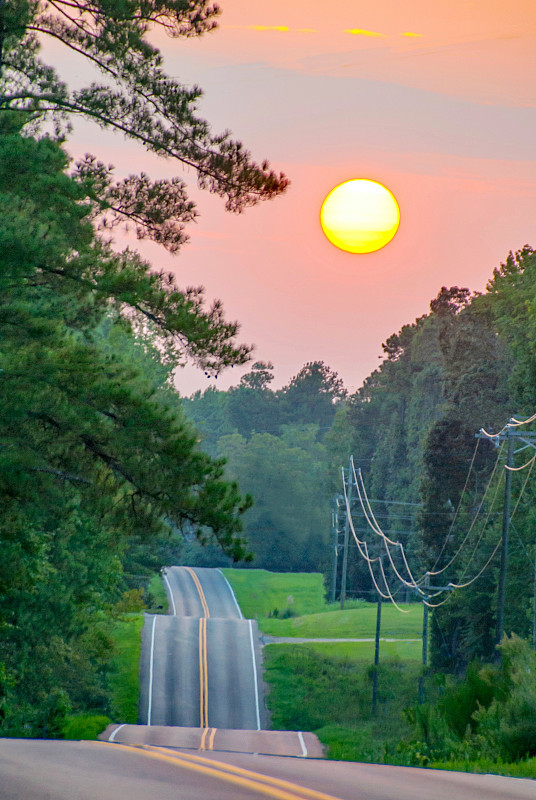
[320,179,400,254]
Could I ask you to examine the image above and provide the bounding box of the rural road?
[137,566,267,730]
[1,738,535,800]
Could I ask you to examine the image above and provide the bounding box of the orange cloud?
[344,29,387,37]
[250,25,289,32]
[401,31,424,37]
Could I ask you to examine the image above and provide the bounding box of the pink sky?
[50,0,536,394]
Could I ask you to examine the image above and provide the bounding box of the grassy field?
[264,642,423,763]
[221,569,327,618]
[222,568,423,639]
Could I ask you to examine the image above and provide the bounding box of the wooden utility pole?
[496,434,514,646]
[533,529,536,650]
[475,426,536,651]
[372,556,383,716]
[340,460,353,610]
[418,574,430,704]
[330,498,340,603]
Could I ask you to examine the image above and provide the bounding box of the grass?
[429,758,536,780]
[107,612,144,723]
[305,640,421,662]
[259,605,423,639]
[264,643,422,762]
[222,569,423,639]
[147,572,169,613]
[221,569,327,619]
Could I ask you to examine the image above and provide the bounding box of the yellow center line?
[207,726,217,750]
[198,617,209,728]
[199,727,209,751]
[184,566,210,617]
[98,742,346,800]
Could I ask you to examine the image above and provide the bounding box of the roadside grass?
[264,643,421,762]
[429,758,536,780]
[306,640,421,661]
[147,572,169,613]
[107,612,144,724]
[259,605,423,639]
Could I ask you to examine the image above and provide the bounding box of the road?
[2,566,535,798]
[1,738,535,800]
[137,566,267,730]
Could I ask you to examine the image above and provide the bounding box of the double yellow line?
[184,566,210,617]
[183,567,211,731]
[199,726,217,751]
[103,743,344,800]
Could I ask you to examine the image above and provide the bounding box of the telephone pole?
[475,425,536,647]
[340,460,353,610]
[418,574,430,704]
[372,555,383,715]
[496,434,514,646]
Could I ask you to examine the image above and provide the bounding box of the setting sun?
[320,179,400,254]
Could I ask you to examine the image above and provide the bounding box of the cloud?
[224,24,290,33]
[344,29,387,37]
[401,32,423,38]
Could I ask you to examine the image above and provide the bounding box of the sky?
[48,0,536,395]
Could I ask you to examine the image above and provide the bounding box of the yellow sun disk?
[320,180,400,254]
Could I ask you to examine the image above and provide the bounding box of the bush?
[63,713,111,740]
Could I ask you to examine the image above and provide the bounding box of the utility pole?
[475,425,536,651]
[496,433,514,646]
[372,555,382,716]
[330,498,340,603]
[418,574,430,704]
[533,528,536,650]
[340,460,353,610]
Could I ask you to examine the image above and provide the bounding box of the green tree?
[0,119,255,733]
[0,0,288,255]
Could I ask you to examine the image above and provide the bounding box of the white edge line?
[297,731,308,758]
[147,615,157,726]
[162,570,177,616]
[248,619,261,731]
[108,723,126,742]
[218,569,243,619]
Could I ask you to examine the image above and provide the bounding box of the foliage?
[62,713,111,740]
[0,0,288,254]
[264,643,421,762]
[107,614,144,724]
[0,119,256,734]
[401,636,536,766]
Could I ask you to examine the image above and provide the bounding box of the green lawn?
[259,605,423,639]
[221,569,327,618]
[222,568,423,639]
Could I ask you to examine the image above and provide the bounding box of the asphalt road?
[1,738,535,800]
[138,566,267,730]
